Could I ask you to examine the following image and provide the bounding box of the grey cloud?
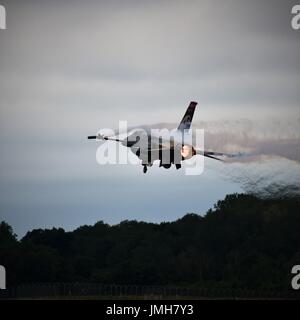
[0,0,299,235]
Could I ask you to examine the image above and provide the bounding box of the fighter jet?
[88,101,230,173]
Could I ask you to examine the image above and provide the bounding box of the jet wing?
[196,149,237,161]
[203,151,224,161]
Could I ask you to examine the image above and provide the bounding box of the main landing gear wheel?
[143,165,147,174]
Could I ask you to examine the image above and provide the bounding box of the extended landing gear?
[142,163,181,173]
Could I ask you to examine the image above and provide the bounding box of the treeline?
[1,194,300,291]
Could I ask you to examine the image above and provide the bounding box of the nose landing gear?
[143,165,147,174]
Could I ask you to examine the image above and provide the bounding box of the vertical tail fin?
[177,101,198,131]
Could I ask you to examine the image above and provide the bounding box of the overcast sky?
[0,0,299,237]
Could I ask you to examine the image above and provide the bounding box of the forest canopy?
[0,194,300,291]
